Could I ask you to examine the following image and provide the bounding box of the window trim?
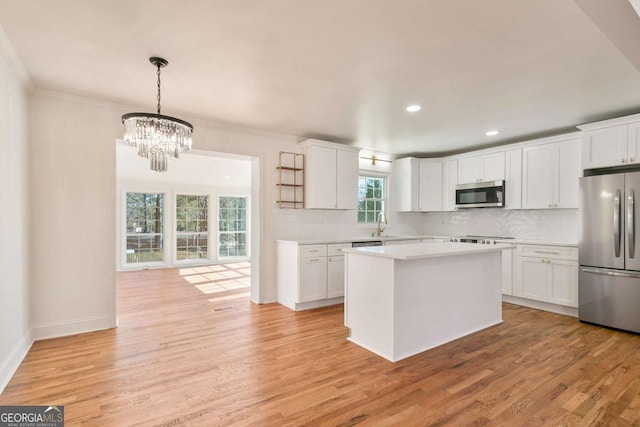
[217,194,251,260]
[357,173,388,225]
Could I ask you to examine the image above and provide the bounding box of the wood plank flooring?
[2,265,640,426]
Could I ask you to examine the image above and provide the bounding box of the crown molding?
[0,24,33,91]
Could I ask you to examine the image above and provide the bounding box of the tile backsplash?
[273,207,578,243]
[402,209,579,242]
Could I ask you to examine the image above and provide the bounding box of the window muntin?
[218,196,248,258]
[176,194,209,261]
[125,192,165,264]
[358,175,386,223]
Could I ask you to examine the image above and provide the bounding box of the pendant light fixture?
[122,57,193,172]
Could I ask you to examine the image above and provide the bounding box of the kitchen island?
[343,242,513,362]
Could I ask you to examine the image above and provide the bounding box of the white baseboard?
[31,315,116,341]
[0,331,33,394]
[503,295,578,318]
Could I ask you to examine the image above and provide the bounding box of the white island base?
[344,243,508,362]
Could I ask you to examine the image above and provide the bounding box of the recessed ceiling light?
[224,175,230,179]
[485,130,499,136]
[406,105,422,113]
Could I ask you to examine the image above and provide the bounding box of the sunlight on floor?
[208,292,250,303]
[178,262,251,301]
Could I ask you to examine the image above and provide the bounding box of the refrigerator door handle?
[629,188,635,259]
[582,267,640,279]
[614,189,621,258]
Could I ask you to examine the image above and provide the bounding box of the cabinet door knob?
[631,157,635,162]
[622,158,627,163]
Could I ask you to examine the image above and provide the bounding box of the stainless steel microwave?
[455,180,504,208]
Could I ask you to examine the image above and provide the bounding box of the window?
[125,192,164,264]
[358,175,386,223]
[218,196,248,258]
[176,195,209,261]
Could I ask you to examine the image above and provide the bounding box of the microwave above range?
[455,180,504,209]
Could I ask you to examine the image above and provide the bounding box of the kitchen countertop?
[276,235,439,245]
[496,239,578,247]
[277,236,577,247]
[343,241,514,260]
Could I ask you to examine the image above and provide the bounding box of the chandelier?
[122,57,193,172]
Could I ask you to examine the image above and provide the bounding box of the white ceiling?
[1,0,640,156]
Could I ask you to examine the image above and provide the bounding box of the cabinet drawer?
[327,243,351,256]
[300,244,327,257]
[519,245,577,260]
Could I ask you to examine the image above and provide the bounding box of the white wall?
[29,92,120,339]
[0,33,30,391]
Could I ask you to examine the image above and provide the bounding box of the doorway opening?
[115,142,260,306]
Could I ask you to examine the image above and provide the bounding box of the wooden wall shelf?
[277,152,305,208]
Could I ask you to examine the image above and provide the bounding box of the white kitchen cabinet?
[504,149,522,210]
[299,255,328,302]
[301,139,360,209]
[579,114,640,169]
[519,257,548,301]
[513,244,578,307]
[277,241,350,310]
[394,158,443,212]
[457,152,505,184]
[442,159,458,211]
[336,149,359,208]
[501,249,513,295]
[581,126,628,169]
[418,160,443,211]
[522,138,581,209]
[548,259,578,307]
[326,243,350,298]
[327,256,345,298]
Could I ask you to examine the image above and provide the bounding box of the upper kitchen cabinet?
[394,158,443,212]
[300,139,360,209]
[442,159,458,211]
[457,152,505,184]
[579,113,640,170]
[504,149,522,210]
[522,137,581,209]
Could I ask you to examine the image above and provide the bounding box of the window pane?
[175,194,209,262]
[218,196,249,258]
[357,176,386,224]
[126,192,164,264]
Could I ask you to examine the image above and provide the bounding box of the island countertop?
[342,241,514,260]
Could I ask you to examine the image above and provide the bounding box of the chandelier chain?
[156,64,162,115]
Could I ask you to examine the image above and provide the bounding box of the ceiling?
[1,0,640,156]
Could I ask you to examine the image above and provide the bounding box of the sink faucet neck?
[375,212,387,237]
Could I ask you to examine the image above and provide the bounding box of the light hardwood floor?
[2,265,640,426]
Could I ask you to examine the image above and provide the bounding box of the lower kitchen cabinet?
[512,244,578,308]
[327,255,345,298]
[299,254,327,302]
[277,241,350,310]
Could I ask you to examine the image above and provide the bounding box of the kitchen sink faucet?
[374,212,387,237]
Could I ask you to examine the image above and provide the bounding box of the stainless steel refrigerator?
[579,171,640,333]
